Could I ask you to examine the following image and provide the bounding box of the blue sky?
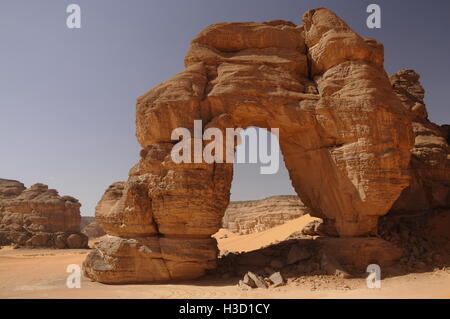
[1,0,449,215]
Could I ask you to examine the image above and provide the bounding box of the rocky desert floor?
[1,215,449,299]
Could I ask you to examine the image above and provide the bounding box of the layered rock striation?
[389,70,450,215]
[84,8,417,283]
[222,195,310,234]
[0,179,88,248]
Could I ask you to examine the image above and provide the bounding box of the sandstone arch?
[83,8,414,283]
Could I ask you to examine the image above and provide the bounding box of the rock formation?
[370,70,450,270]
[84,8,416,283]
[81,216,106,239]
[389,70,450,215]
[222,195,309,234]
[0,179,88,248]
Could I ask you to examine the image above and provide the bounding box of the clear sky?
[1,0,449,216]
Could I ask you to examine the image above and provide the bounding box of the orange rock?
[84,8,417,283]
[390,69,450,214]
[0,179,87,248]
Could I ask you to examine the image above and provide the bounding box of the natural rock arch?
[83,8,414,283]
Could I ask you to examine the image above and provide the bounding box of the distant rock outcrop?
[81,217,106,239]
[0,179,88,248]
[222,196,310,234]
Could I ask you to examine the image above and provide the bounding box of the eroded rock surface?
[81,217,106,239]
[84,8,415,283]
[389,70,450,215]
[0,179,88,248]
[222,196,309,234]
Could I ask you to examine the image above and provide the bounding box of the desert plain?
[1,215,449,299]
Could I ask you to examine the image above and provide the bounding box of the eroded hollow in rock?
[83,8,421,284]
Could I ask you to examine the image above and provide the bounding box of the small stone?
[245,271,267,289]
[268,272,285,287]
[242,273,255,288]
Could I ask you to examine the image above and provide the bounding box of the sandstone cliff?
[0,179,88,248]
[222,196,310,234]
[389,70,450,215]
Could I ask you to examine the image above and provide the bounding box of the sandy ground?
[213,215,319,252]
[1,215,450,299]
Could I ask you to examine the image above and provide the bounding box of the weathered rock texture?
[0,179,88,248]
[84,8,415,283]
[375,70,450,271]
[389,70,450,215]
[81,217,106,239]
[222,195,309,234]
[214,236,402,280]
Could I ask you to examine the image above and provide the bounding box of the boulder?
[242,271,267,289]
[268,272,285,287]
[81,217,106,239]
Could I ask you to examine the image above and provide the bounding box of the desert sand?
[1,215,449,299]
[214,215,319,253]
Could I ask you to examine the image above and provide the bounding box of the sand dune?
[214,214,319,252]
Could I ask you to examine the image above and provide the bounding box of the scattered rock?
[243,271,268,289]
[242,273,254,287]
[268,272,285,287]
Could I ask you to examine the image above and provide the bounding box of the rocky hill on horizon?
[0,179,88,248]
[222,195,310,235]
